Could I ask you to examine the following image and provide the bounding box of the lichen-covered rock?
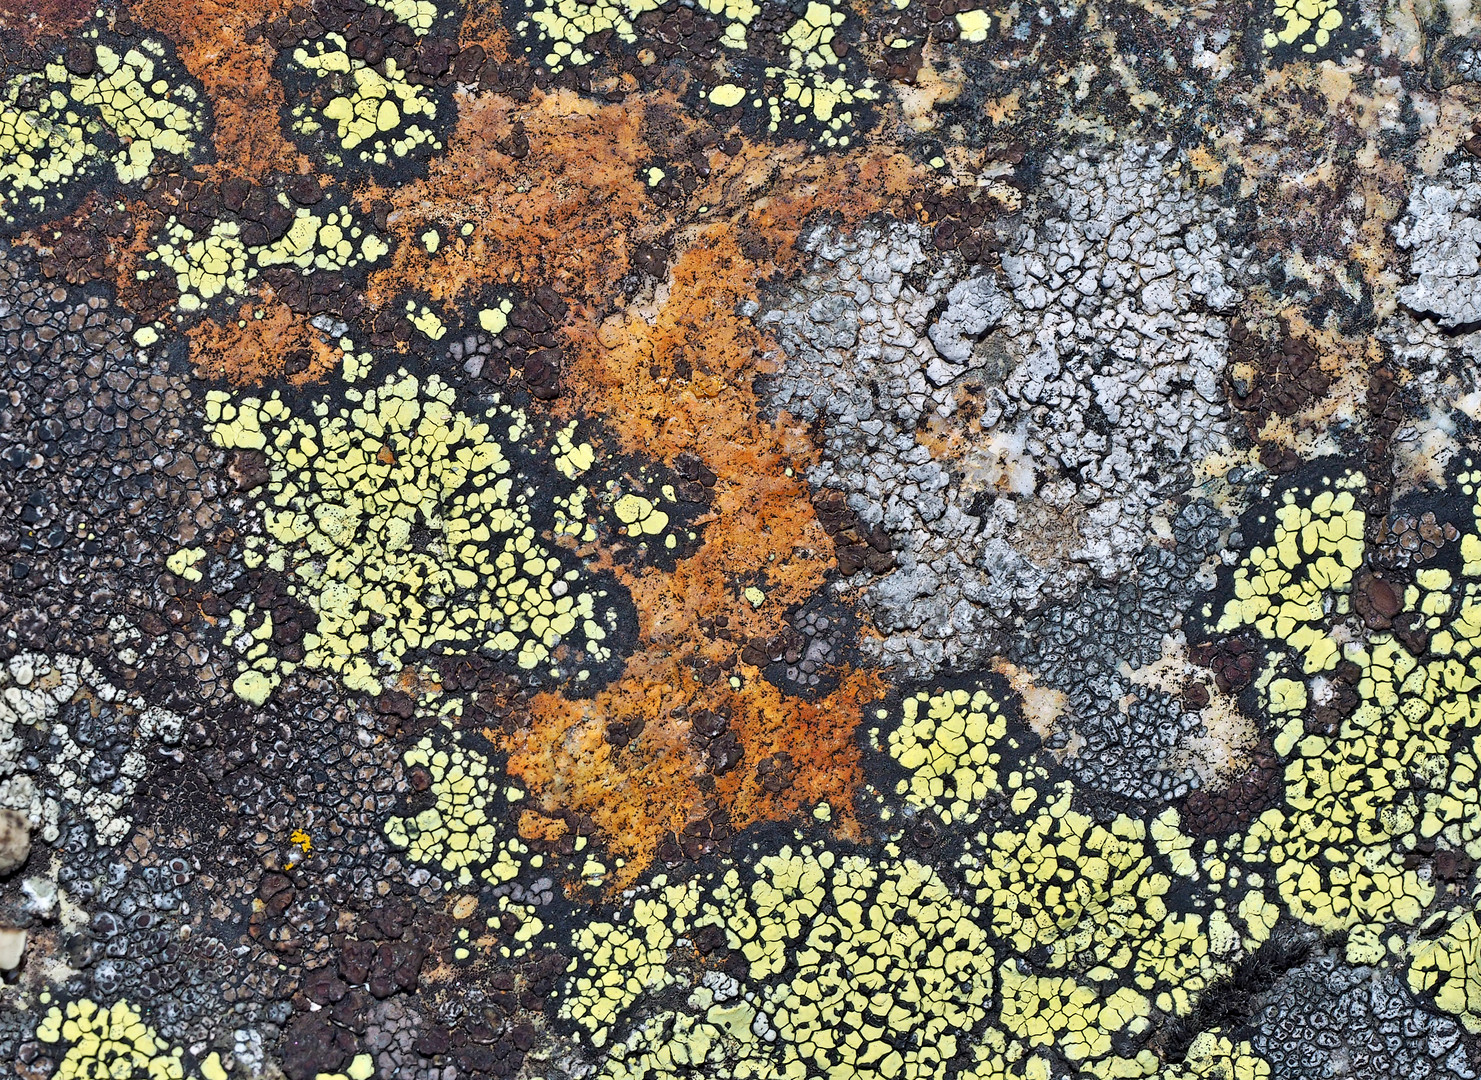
[1397,161,1481,330]
[759,142,1246,678]
[0,810,27,876]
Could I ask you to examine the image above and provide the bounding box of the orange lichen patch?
[495,228,900,882]
[720,668,885,828]
[0,0,90,43]
[363,85,921,317]
[186,295,339,387]
[130,0,308,180]
[725,146,920,277]
[457,4,512,60]
[502,653,883,888]
[365,89,658,310]
[516,810,569,844]
[501,673,694,887]
[1188,145,1227,187]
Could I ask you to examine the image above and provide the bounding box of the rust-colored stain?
[187,293,341,388]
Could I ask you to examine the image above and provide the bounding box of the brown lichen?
[0,0,90,45]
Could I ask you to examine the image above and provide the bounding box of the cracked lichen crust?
[203,356,638,701]
[1009,499,1235,802]
[0,651,182,847]
[1251,951,1476,1080]
[1396,158,1481,332]
[35,997,192,1080]
[559,840,997,1079]
[0,32,208,231]
[144,198,388,317]
[757,142,1244,679]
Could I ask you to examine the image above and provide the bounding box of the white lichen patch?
[759,142,1246,677]
[0,652,183,846]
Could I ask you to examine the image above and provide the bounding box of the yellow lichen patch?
[748,0,877,149]
[884,685,1009,823]
[998,966,1149,1064]
[369,0,440,34]
[166,547,205,582]
[955,9,993,41]
[62,40,204,184]
[1179,463,1481,1034]
[563,844,997,1079]
[517,0,667,72]
[599,1007,765,1080]
[384,728,531,888]
[131,0,307,178]
[1168,1034,1272,1080]
[968,788,1239,1024]
[1263,0,1343,53]
[289,34,442,168]
[0,35,207,227]
[505,0,875,145]
[0,75,100,226]
[611,490,675,545]
[147,199,385,314]
[1227,584,1474,933]
[316,1053,377,1080]
[761,69,879,149]
[1409,909,1481,1032]
[205,362,625,700]
[35,997,189,1079]
[1214,476,1364,674]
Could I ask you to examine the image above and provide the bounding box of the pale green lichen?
[205,360,626,700]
